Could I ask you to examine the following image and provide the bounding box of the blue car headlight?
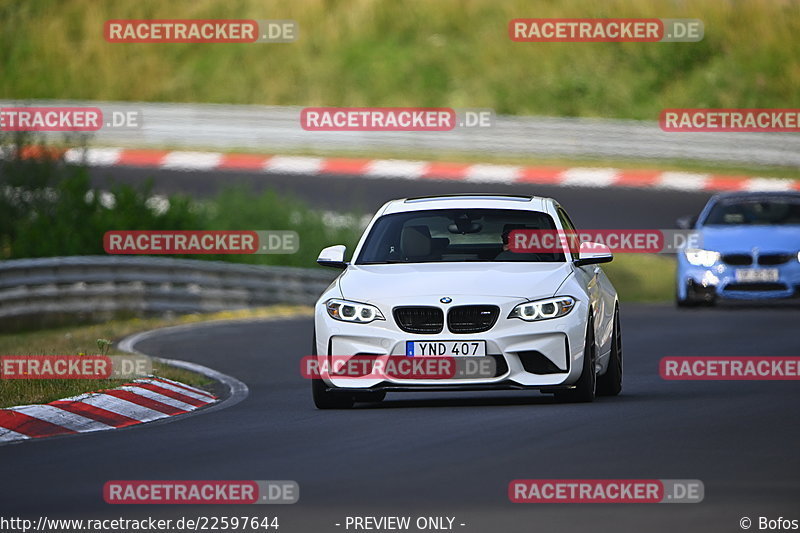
[685,248,720,267]
[325,298,385,324]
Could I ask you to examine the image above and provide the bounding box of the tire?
[597,307,622,397]
[555,317,596,403]
[311,333,354,409]
[675,291,696,308]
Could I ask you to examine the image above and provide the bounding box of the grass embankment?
[0,305,312,408]
[1,0,798,121]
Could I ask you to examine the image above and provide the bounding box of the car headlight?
[685,248,720,267]
[508,296,576,322]
[797,251,800,263]
[325,299,385,324]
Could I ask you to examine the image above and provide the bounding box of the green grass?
[0,305,312,407]
[1,0,798,121]
[604,253,676,303]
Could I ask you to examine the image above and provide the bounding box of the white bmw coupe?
[312,194,622,408]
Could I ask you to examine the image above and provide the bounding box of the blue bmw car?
[676,191,800,306]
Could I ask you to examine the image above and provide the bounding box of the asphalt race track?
[2,305,799,533]
[88,165,714,228]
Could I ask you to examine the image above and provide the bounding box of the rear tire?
[597,307,622,396]
[555,318,596,403]
[311,333,354,409]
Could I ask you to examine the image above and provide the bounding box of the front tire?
[555,318,596,403]
[597,307,622,396]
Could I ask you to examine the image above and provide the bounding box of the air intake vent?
[758,254,793,266]
[393,307,444,334]
[447,305,499,334]
[722,253,752,266]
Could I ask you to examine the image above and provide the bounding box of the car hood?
[338,262,573,301]
[699,226,800,253]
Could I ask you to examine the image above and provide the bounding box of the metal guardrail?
[2,99,799,167]
[0,256,337,329]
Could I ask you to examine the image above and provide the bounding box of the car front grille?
[446,305,500,334]
[722,253,752,266]
[758,253,794,266]
[393,306,444,334]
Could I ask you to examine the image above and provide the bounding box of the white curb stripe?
[133,378,214,402]
[117,386,197,411]
[0,427,30,442]
[657,172,709,191]
[560,168,620,188]
[161,151,223,170]
[150,376,216,398]
[364,159,427,179]
[77,393,169,423]
[742,178,796,191]
[64,147,122,166]
[13,405,112,433]
[464,164,522,183]
[264,156,324,174]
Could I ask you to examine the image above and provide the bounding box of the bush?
[0,135,362,266]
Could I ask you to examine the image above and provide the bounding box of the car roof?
[710,191,800,202]
[380,194,552,215]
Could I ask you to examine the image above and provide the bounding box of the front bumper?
[313,296,589,391]
[677,258,800,301]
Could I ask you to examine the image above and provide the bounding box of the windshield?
[356,208,565,264]
[703,197,800,226]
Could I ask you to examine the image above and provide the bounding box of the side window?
[556,207,580,260]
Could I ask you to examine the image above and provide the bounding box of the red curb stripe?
[0,410,77,438]
[50,401,140,428]
[103,390,187,416]
[705,175,748,191]
[614,169,663,188]
[517,166,566,184]
[421,162,472,180]
[151,378,216,399]
[117,149,170,167]
[218,153,271,170]
[126,383,209,407]
[322,158,372,175]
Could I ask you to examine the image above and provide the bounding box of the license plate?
[735,268,779,282]
[406,340,486,357]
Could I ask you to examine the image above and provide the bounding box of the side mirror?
[676,215,698,230]
[317,245,348,269]
[574,242,613,267]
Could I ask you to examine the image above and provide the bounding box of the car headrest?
[401,225,432,258]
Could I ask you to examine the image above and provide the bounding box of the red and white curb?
[0,377,217,444]
[59,147,800,193]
